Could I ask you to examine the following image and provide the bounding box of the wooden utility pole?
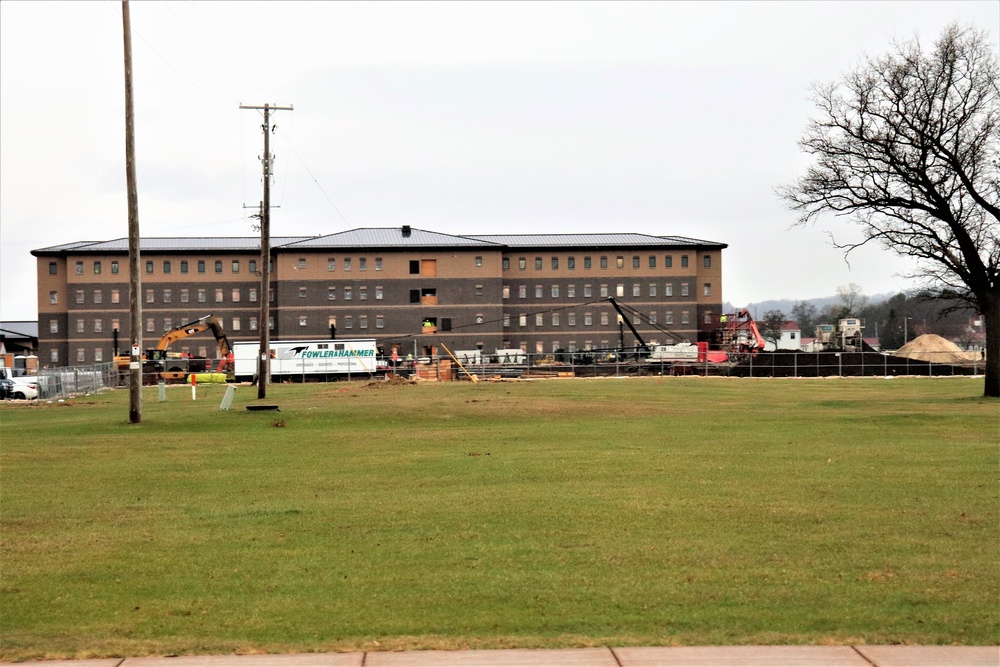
[122,0,142,423]
[239,103,292,399]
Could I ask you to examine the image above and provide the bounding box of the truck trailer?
[233,339,379,382]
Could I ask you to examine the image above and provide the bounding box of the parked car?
[7,378,38,400]
[0,379,13,400]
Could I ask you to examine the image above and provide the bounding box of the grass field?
[0,376,997,660]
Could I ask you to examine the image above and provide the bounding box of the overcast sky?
[1,1,997,321]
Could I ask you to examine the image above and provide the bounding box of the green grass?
[1,377,997,659]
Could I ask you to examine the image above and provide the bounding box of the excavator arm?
[154,315,232,359]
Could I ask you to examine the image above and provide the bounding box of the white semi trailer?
[233,339,379,382]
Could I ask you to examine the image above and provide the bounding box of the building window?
[163,260,171,274]
[328,287,336,301]
[359,315,368,329]
[617,256,625,269]
[503,314,511,328]
[76,319,85,333]
[231,260,240,273]
[232,288,241,302]
[328,258,336,271]
[376,257,384,270]
[584,312,593,326]
[649,311,657,324]
[535,257,543,270]
[180,260,188,273]
[344,287,352,301]
[705,313,713,324]
[358,286,367,301]
[180,289,189,303]
[299,287,307,298]
[502,258,510,271]
[584,256,592,269]
[552,257,559,270]
[198,289,206,303]
[298,258,307,269]
[374,285,384,300]
[600,312,609,326]
[145,261,153,274]
[300,316,308,327]
[146,318,155,332]
[409,260,419,274]
[665,284,673,297]
[681,283,689,297]
[649,256,656,268]
[474,256,482,267]
[198,260,206,273]
[519,314,527,327]
[518,257,526,270]
[568,257,575,270]
[344,258,352,271]
[250,317,258,331]
[632,284,641,297]
[704,255,712,268]
[163,318,172,331]
[552,313,560,326]
[359,257,367,271]
[376,315,384,329]
[665,255,673,268]
[215,260,223,273]
[666,312,674,324]
[94,261,102,274]
[163,289,171,303]
[48,261,58,275]
[232,317,241,331]
[568,312,576,326]
[649,284,657,297]
[76,261,84,275]
[600,284,609,298]
[583,284,592,298]
[145,289,154,304]
[77,348,86,363]
[93,289,103,304]
[50,319,58,334]
[682,311,690,325]
[111,261,119,274]
[503,286,510,299]
[518,285,527,299]
[50,349,59,363]
[249,260,257,273]
[535,285,543,298]
[681,255,689,268]
[215,288,223,303]
[249,288,257,302]
[600,256,608,269]
[535,313,544,326]
[567,285,575,298]
[344,316,353,329]
[268,317,274,330]
[94,319,103,333]
[111,318,120,331]
[704,283,712,296]
[475,284,484,296]
[94,348,103,362]
[632,256,640,269]
[111,289,120,304]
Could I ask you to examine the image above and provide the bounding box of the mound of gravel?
[894,334,976,364]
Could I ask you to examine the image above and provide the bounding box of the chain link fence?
[37,362,118,400]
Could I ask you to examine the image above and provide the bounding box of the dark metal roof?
[32,229,726,255]
[0,321,39,338]
[283,228,500,249]
[466,233,727,248]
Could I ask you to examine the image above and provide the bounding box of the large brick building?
[32,226,726,366]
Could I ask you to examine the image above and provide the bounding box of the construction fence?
[36,362,119,401]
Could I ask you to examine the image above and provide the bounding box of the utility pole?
[122,0,142,423]
[240,103,292,399]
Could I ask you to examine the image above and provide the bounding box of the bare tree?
[791,300,818,334]
[836,283,869,316]
[760,309,788,349]
[779,25,1000,397]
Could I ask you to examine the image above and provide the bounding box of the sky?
[1,1,997,321]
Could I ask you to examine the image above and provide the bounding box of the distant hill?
[723,292,897,317]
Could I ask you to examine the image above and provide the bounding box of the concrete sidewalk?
[4,646,998,667]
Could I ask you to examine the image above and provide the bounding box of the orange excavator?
[115,315,233,382]
[717,309,766,357]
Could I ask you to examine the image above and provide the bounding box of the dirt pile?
[365,374,417,389]
[894,334,976,364]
